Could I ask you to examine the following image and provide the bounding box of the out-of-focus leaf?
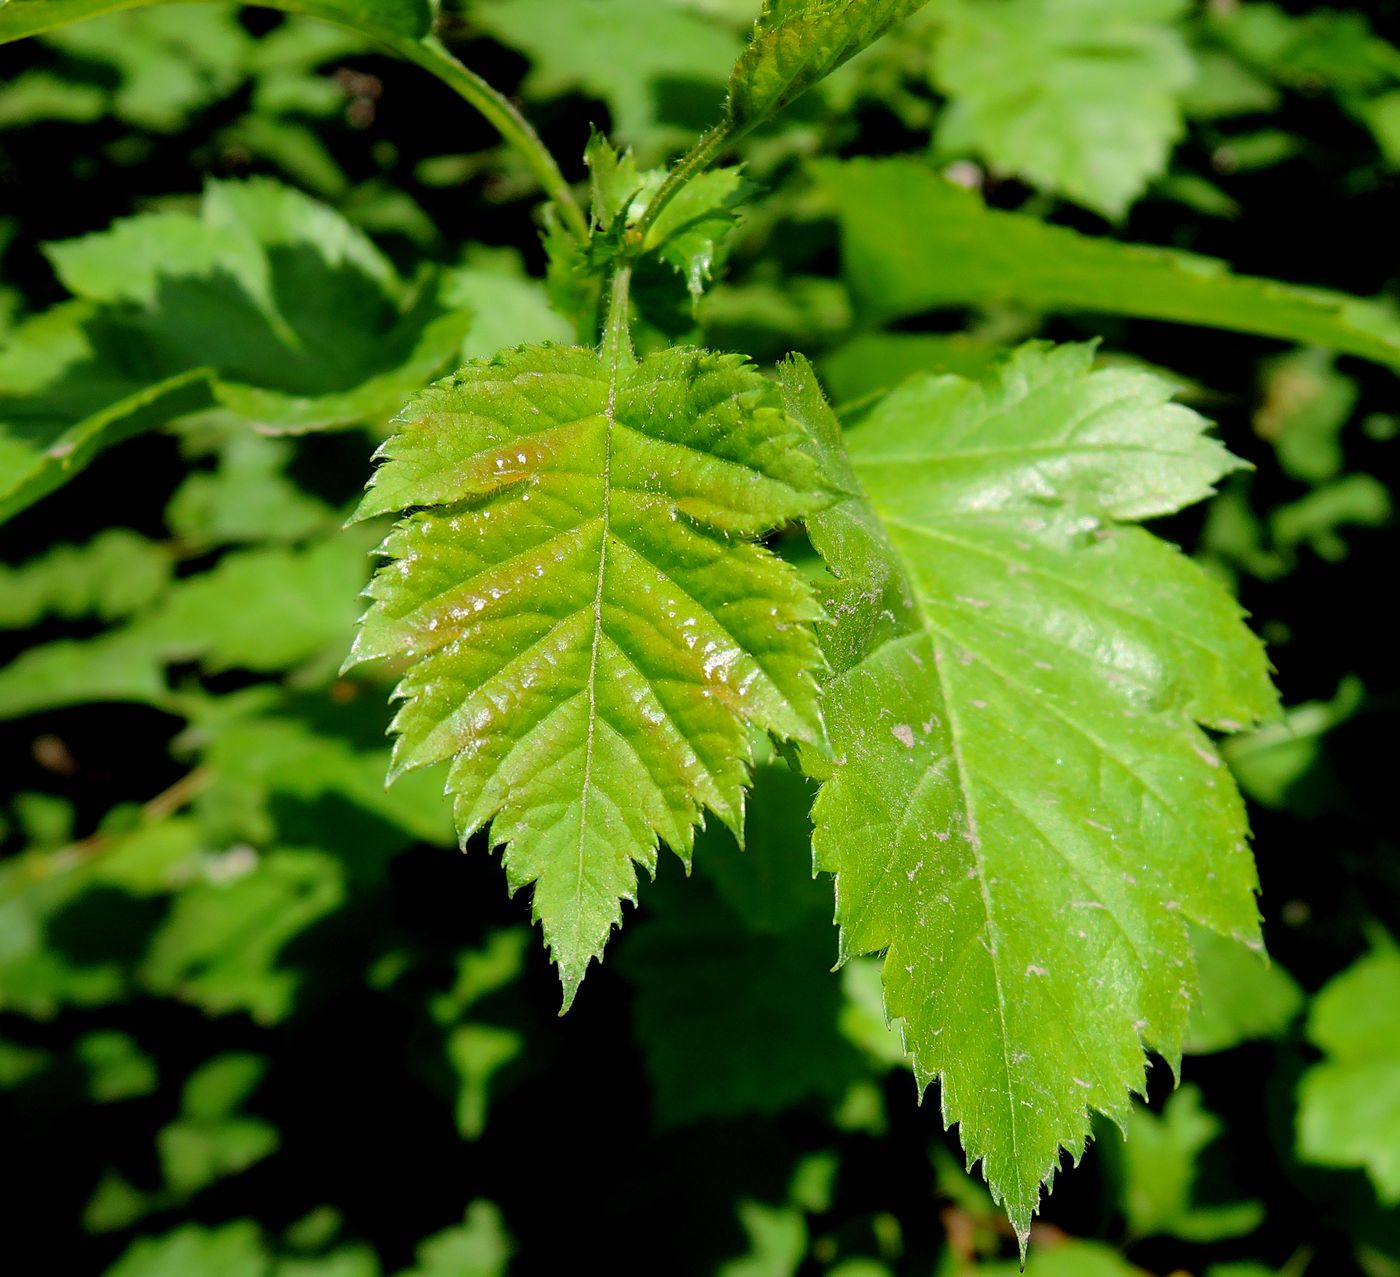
[167,432,339,547]
[102,1221,270,1277]
[1255,349,1358,484]
[1269,475,1391,561]
[0,529,172,628]
[930,0,1195,218]
[0,70,106,128]
[40,8,254,131]
[0,535,371,720]
[1223,677,1366,812]
[0,179,471,523]
[816,158,1400,370]
[819,332,1003,406]
[1206,3,1400,94]
[398,1201,513,1277]
[1187,926,1303,1054]
[619,765,863,1126]
[1297,942,1400,1202]
[0,0,434,46]
[78,1030,159,1102]
[142,847,345,1023]
[441,258,574,360]
[1107,1085,1265,1242]
[471,0,738,156]
[978,1239,1145,1276]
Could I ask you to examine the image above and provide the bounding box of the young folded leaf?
[782,344,1278,1247]
[727,0,932,127]
[349,344,830,1003]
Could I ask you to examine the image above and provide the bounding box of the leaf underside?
[784,343,1277,1244]
[348,343,830,1003]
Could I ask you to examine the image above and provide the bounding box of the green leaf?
[0,179,471,522]
[77,1030,159,1102]
[0,529,172,628]
[726,0,932,128]
[618,764,864,1126]
[1254,348,1358,484]
[40,7,255,131]
[585,131,643,234]
[1297,942,1400,1203]
[443,258,575,360]
[103,1221,269,1277]
[1108,1085,1265,1242]
[643,167,753,302]
[0,535,371,720]
[1206,2,1400,94]
[1186,926,1303,1054]
[0,340,216,525]
[348,343,830,1002]
[190,699,454,852]
[815,157,1400,370]
[166,432,339,548]
[141,847,346,1023]
[45,178,472,431]
[399,1202,513,1277]
[472,0,738,155]
[1269,474,1391,562]
[1222,677,1365,813]
[929,0,1195,218]
[0,0,433,46]
[782,345,1275,1243]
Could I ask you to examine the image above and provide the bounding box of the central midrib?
[573,357,619,935]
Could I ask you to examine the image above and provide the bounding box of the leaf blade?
[350,343,830,1001]
[783,345,1274,1242]
[816,157,1400,369]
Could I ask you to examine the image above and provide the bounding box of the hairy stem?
[601,264,636,369]
[632,120,739,246]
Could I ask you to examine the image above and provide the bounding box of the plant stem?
[632,120,738,246]
[601,264,636,368]
[390,35,589,242]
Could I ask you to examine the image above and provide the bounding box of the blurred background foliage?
[0,0,1398,1273]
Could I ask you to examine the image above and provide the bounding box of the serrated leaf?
[930,0,1195,219]
[585,131,644,234]
[643,167,752,301]
[348,343,829,1002]
[727,0,932,128]
[815,158,1400,370]
[1296,942,1400,1203]
[0,0,432,46]
[782,344,1275,1242]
